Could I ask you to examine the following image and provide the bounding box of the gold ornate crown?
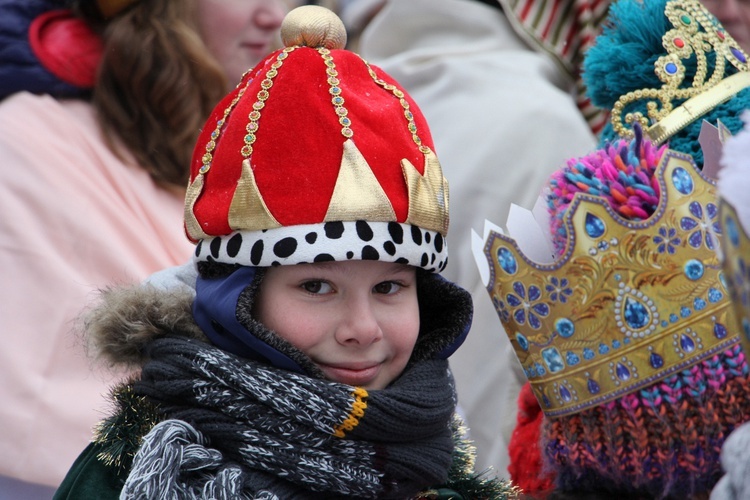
[611,0,750,145]
[479,151,742,417]
[719,200,750,356]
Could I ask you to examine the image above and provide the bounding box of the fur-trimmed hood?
[84,267,473,372]
[83,285,207,368]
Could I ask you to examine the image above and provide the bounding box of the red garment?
[29,9,102,88]
[508,382,556,495]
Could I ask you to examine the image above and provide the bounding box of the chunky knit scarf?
[122,337,457,499]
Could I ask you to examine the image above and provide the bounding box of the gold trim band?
[647,71,750,145]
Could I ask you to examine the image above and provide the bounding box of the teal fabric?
[583,0,750,168]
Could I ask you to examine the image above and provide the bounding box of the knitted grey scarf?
[122,337,457,499]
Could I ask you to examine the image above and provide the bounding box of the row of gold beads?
[200,84,251,175]
[361,57,431,155]
[241,47,297,159]
[317,47,353,138]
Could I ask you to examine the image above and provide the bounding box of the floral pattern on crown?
[481,150,741,417]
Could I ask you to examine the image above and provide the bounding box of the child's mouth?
[318,363,381,387]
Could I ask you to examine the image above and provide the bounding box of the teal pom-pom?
[583,0,750,168]
[583,0,673,111]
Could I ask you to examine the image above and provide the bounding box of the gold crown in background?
[719,200,750,357]
[612,0,750,145]
[481,151,741,417]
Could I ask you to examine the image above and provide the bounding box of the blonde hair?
[77,1,227,187]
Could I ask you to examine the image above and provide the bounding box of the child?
[54,5,515,499]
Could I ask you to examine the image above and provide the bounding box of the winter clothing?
[0,92,192,487]
[55,6,517,499]
[0,0,91,99]
[53,277,505,499]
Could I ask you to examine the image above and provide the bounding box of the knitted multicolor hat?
[473,0,750,497]
[184,5,449,273]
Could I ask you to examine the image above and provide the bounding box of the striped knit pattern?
[545,344,750,498]
[540,130,750,497]
[499,0,611,133]
[333,387,368,438]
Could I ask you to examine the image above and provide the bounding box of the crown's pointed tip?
[280,5,347,50]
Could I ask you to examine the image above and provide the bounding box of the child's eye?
[373,281,402,295]
[301,280,333,294]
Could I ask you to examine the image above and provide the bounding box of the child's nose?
[334,297,383,346]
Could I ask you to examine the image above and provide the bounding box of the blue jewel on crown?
[566,351,581,366]
[725,214,740,247]
[555,318,575,338]
[542,347,564,373]
[616,284,659,338]
[684,259,705,280]
[672,166,694,195]
[616,363,631,381]
[585,213,606,238]
[708,288,723,303]
[714,321,728,339]
[680,334,696,352]
[515,332,529,351]
[587,378,600,394]
[497,247,517,275]
[650,351,665,369]
[559,384,572,403]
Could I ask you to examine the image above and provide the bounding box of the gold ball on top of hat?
[280,5,347,50]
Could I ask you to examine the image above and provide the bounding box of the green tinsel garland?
[415,415,521,499]
[93,381,163,473]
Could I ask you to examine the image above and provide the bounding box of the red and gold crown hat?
[184,6,449,272]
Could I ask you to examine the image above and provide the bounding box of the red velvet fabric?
[28,9,102,89]
[508,382,556,496]
[189,46,434,238]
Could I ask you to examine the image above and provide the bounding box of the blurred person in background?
[0,0,286,496]
[702,0,750,53]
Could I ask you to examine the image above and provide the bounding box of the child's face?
[254,260,420,390]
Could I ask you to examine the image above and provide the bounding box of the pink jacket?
[0,92,194,487]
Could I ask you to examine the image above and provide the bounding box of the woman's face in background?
[197,0,288,88]
[702,0,750,53]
